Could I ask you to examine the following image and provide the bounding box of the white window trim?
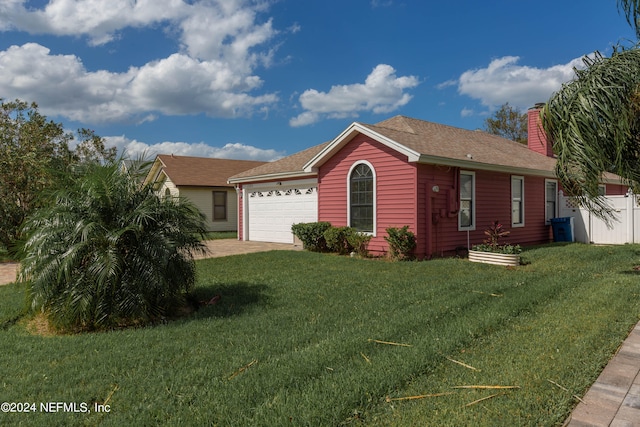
[544,179,558,225]
[212,190,228,222]
[511,175,525,228]
[347,160,376,236]
[458,170,476,231]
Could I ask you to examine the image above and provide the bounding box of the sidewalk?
[565,321,640,426]
[0,262,18,286]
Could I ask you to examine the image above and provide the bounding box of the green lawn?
[203,231,237,240]
[1,244,639,426]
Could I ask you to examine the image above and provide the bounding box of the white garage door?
[246,182,318,243]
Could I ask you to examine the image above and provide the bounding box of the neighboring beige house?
[144,154,267,232]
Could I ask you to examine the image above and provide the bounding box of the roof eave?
[228,170,317,185]
[142,157,167,186]
[416,155,557,178]
[303,122,420,172]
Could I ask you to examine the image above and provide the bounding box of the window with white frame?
[349,162,374,233]
[511,176,524,227]
[459,171,475,230]
[213,191,227,221]
[545,180,558,224]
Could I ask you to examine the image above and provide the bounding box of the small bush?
[472,220,522,254]
[347,231,372,257]
[291,222,331,252]
[385,226,416,261]
[324,226,354,255]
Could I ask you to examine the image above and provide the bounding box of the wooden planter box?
[468,250,520,267]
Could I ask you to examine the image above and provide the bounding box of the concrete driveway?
[0,240,302,286]
[194,239,302,259]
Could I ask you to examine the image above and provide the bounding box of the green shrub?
[384,226,417,261]
[323,226,355,255]
[347,231,372,257]
[19,160,208,332]
[291,222,331,252]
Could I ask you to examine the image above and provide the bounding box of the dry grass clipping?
[228,360,258,380]
[368,339,412,347]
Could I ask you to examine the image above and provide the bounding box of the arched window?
[349,162,374,232]
[164,188,171,199]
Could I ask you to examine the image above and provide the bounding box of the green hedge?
[291,222,332,252]
[292,222,371,257]
[385,226,416,261]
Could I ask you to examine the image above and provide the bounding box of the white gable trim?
[303,122,421,172]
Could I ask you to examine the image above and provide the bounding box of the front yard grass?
[1,243,639,426]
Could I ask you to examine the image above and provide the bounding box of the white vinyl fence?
[559,191,640,244]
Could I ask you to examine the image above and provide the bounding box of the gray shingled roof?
[154,155,267,187]
[229,115,560,183]
[228,142,329,182]
[360,115,558,173]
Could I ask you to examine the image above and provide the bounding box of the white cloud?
[456,55,585,111]
[460,108,475,118]
[0,1,280,123]
[0,0,190,45]
[0,43,278,123]
[290,64,419,127]
[105,135,285,161]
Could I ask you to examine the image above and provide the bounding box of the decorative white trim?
[458,170,476,231]
[347,160,377,236]
[511,175,525,228]
[243,178,318,190]
[248,187,317,198]
[304,123,421,172]
[544,179,558,225]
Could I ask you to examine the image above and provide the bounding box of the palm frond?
[541,46,640,218]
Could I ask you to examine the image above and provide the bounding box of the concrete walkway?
[565,322,640,426]
[0,262,19,286]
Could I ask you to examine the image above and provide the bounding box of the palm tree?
[618,0,640,38]
[540,1,640,215]
[19,159,208,331]
[541,48,640,212]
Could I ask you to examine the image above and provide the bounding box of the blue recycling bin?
[550,217,574,242]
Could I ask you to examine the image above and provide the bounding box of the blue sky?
[0,1,635,161]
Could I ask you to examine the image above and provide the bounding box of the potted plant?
[468,221,521,266]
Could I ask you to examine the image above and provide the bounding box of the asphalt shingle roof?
[156,155,267,187]
[228,142,329,182]
[362,115,558,173]
[229,115,560,183]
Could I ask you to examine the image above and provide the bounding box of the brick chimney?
[527,103,554,157]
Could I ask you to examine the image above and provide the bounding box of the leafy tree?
[19,160,208,331]
[540,1,640,215]
[483,103,528,144]
[0,99,115,249]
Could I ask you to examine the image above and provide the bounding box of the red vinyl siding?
[418,168,554,258]
[318,136,561,258]
[605,183,629,195]
[318,134,417,255]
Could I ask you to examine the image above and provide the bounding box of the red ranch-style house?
[228,105,628,258]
